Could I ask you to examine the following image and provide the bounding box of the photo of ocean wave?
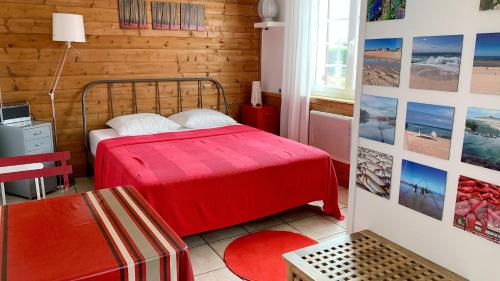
[471,33,500,95]
[410,35,464,92]
[359,95,398,145]
[461,107,500,171]
[404,102,455,160]
[363,38,403,87]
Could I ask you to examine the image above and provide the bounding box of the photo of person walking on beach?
[399,160,447,220]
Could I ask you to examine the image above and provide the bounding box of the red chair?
[0,152,72,205]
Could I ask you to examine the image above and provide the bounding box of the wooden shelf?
[254,21,285,29]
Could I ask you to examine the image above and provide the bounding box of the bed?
[83,78,344,237]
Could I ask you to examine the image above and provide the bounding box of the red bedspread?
[95,125,343,237]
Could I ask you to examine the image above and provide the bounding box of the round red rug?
[224,230,317,281]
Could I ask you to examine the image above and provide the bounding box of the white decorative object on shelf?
[254,21,285,29]
[251,81,262,107]
[258,0,279,22]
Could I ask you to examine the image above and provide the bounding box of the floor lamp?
[49,13,85,151]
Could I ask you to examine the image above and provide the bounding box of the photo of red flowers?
[454,176,499,244]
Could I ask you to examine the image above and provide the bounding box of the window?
[311,0,358,100]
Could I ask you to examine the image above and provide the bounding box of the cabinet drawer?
[26,137,53,154]
[24,126,51,141]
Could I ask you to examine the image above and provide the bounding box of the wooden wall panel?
[0,0,261,176]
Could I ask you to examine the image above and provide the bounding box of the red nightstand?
[241,104,280,135]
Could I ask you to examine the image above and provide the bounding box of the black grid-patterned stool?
[283,230,467,281]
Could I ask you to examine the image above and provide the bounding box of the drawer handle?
[34,143,42,147]
[33,131,43,136]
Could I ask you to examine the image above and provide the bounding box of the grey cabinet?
[0,121,58,199]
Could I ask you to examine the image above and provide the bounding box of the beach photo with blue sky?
[399,160,447,220]
[410,35,463,92]
[359,95,398,145]
[363,38,403,87]
[471,33,500,95]
[462,107,500,171]
[404,102,455,160]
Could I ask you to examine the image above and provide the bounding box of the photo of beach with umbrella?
[404,102,455,160]
[461,107,500,171]
[454,176,499,244]
[363,38,403,87]
[356,147,393,199]
[471,32,500,95]
[399,160,447,220]
[410,35,464,92]
[367,0,406,22]
[359,95,398,145]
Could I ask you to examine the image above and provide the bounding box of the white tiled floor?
[5,178,350,281]
[188,186,350,280]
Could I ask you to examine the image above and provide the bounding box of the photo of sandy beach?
[404,102,455,160]
[471,33,500,95]
[410,35,464,92]
[359,95,398,145]
[399,160,447,220]
[480,0,500,11]
[454,176,499,244]
[363,38,403,87]
[356,147,393,199]
[461,107,500,171]
[367,0,406,22]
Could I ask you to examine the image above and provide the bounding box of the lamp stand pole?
[48,41,72,152]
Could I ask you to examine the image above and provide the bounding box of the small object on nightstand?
[241,104,280,135]
[251,81,262,107]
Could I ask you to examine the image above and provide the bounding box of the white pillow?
[168,109,237,129]
[106,113,181,136]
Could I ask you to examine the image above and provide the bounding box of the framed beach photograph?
[480,0,500,11]
[399,160,447,220]
[363,38,403,87]
[454,176,499,244]
[359,95,398,145]
[410,35,464,92]
[404,102,455,160]
[471,33,500,95]
[367,0,406,22]
[461,107,500,171]
[356,147,393,199]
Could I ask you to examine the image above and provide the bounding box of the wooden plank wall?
[0,0,261,176]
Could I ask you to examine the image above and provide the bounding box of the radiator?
[309,110,352,164]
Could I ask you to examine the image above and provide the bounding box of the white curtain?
[280,0,319,144]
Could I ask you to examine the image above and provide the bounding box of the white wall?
[260,0,286,93]
[348,1,500,280]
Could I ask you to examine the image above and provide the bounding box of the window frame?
[311,0,359,101]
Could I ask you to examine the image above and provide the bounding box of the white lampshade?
[52,13,86,43]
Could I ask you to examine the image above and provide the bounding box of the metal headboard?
[81,77,229,159]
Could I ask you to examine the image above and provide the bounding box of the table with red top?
[0,186,193,281]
